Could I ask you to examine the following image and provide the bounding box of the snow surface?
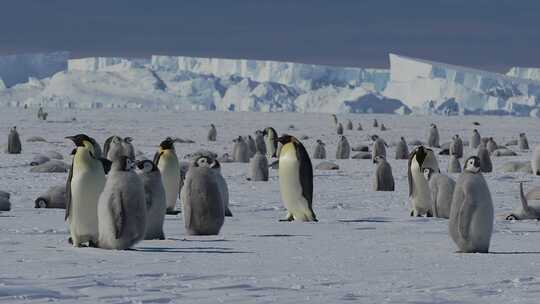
[0,52,69,87]
[1,108,540,303]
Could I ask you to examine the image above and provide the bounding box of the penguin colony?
[3,115,536,255]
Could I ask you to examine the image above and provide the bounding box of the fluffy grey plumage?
[138,160,166,240]
[477,144,492,173]
[346,120,353,130]
[372,135,387,163]
[450,135,463,158]
[425,170,455,219]
[249,152,269,181]
[313,140,326,159]
[233,136,250,163]
[519,133,529,151]
[395,137,409,160]
[373,119,378,128]
[374,156,394,191]
[486,138,498,154]
[247,135,256,158]
[470,129,481,149]
[336,136,350,159]
[254,130,266,155]
[357,123,363,131]
[448,155,462,173]
[427,124,440,148]
[207,124,217,141]
[35,185,66,209]
[336,123,344,135]
[6,127,21,154]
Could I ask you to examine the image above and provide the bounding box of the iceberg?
[68,57,150,72]
[0,52,69,87]
[506,67,540,81]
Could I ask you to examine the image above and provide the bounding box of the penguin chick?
[374,155,394,191]
[137,159,166,240]
[424,168,455,219]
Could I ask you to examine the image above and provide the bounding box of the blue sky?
[1,0,538,72]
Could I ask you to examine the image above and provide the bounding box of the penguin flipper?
[65,161,74,221]
[153,151,162,166]
[225,207,233,217]
[112,191,126,239]
[100,158,112,174]
[294,141,316,220]
[407,152,414,197]
[458,195,476,241]
[102,136,114,159]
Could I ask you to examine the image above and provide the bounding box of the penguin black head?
[520,133,525,137]
[136,159,157,173]
[473,129,478,133]
[211,123,215,128]
[115,155,135,172]
[195,156,214,168]
[464,156,481,173]
[414,145,427,167]
[124,137,133,143]
[400,136,405,141]
[316,139,324,145]
[159,137,175,150]
[276,134,295,145]
[66,134,92,147]
[374,155,386,163]
[371,134,379,141]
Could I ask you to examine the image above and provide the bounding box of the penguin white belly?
[279,153,309,219]
[158,154,180,210]
[411,161,432,214]
[265,137,276,158]
[70,170,105,242]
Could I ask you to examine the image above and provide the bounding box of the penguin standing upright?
[374,155,394,191]
[103,136,124,163]
[263,127,278,158]
[486,138,497,154]
[519,133,529,151]
[249,142,269,181]
[153,137,181,214]
[380,123,387,131]
[246,135,256,158]
[277,135,317,222]
[331,114,338,126]
[373,119,378,128]
[372,135,387,163]
[254,130,267,156]
[232,136,250,162]
[470,129,481,149]
[408,146,439,216]
[449,156,494,253]
[122,137,135,160]
[207,124,217,142]
[424,168,455,218]
[448,155,462,173]
[65,134,108,247]
[98,156,147,250]
[336,136,350,159]
[357,122,363,131]
[450,135,463,158]
[313,140,326,159]
[477,143,492,173]
[427,124,440,148]
[346,120,353,130]
[336,123,344,135]
[532,144,540,175]
[137,159,166,240]
[6,126,21,154]
[395,137,409,160]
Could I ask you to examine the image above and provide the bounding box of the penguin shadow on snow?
[133,245,252,254]
[337,217,392,223]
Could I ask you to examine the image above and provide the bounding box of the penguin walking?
[532,144,540,175]
[247,135,256,158]
[336,123,344,135]
[6,126,21,154]
[450,135,463,158]
[374,156,394,191]
[408,146,439,217]
[424,168,455,218]
[65,134,109,247]
[153,137,181,214]
[449,156,494,253]
[346,120,353,130]
[448,155,462,173]
[254,130,267,156]
[137,160,166,240]
[372,135,387,163]
[208,124,217,142]
[427,123,440,148]
[518,133,529,151]
[395,137,409,160]
[470,129,481,149]
[336,136,350,159]
[98,156,147,250]
[263,127,278,158]
[486,138,497,154]
[277,135,317,222]
[181,155,225,235]
[477,143,492,173]
[249,145,269,181]
[233,136,250,162]
[313,140,326,159]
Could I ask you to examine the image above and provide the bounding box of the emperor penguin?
[6,126,22,154]
[477,143,492,173]
[357,122,363,131]
[331,114,338,126]
[380,123,387,131]
[277,134,317,222]
[247,135,257,158]
[373,119,378,128]
[181,156,225,235]
[137,159,166,240]
[395,137,409,160]
[448,155,462,173]
[449,156,494,253]
[427,123,440,148]
[470,129,481,149]
[122,137,135,160]
[450,135,463,159]
[254,130,267,155]
[249,147,269,181]
[153,137,181,214]
[336,123,344,135]
[336,136,351,159]
[263,127,278,158]
[486,137,497,154]
[518,133,529,151]
[408,145,439,217]
[232,136,250,162]
[532,144,540,175]
[372,135,387,163]
[346,120,353,130]
[373,155,394,191]
[207,124,217,141]
[313,139,326,159]
[423,168,455,218]
[98,156,147,250]
[505,182,540,220]
[65,134,108,247]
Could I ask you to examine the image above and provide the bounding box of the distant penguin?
[450,135,463,158]
[181,157,225,235]
[336,136,351,159]
[336,123,344,135]
[449,156,494,253]
[477,143,492,173]
[263,127,278,158]
[331,114,338,126]
[249,150,269,181]
[533,145,540,175]
[372,135,387,163]
[408,146,439,217]
[346,120,353,130]
[373,119,378,128]
[254,130,267,155]
[374,155,394,191]
[137,160,166,240]
[518,133,529,151]
[65,134,108,247]
[98,156,146,250]
[37,107,45,120]
[506,182,540,220]
[207,124,217,142]
[247,135,256,158]
[153,137,181,214]
[448,155,462,173]
[486,138,497,154]
[233,136,250,162]
[357,123,363,131]
[35,185,66,209]
[424,168,455,218]
[380,123,387,131]
[277,134,317,222]
[6,126,21,154]
[427,123,440,148]
[470,129,481,149]
[395,137,409,160]
[313,139,326,159]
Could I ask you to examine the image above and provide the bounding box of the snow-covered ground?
[1,108,540,303]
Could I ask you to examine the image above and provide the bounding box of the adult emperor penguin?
[408,145,439,217]
[207,124,217,142]
[450,135,463,159]
[470,129,481,149]
[153,137,181,214]
[427,123,440,148]
[65,134,108,247]
[395,137,409,160]
[346,119,353,130]
[277,134,317,222]
[336,136,350,159]
[263,127,279,158]
[313,139,326,159]
[336,123,344,135]
[532,144,540,175]
[424,168,455,218]
[373,119,378,128]
[98,156,146,250]
[448,155,462,173]
[372,135,387,163]
[518,133,529,151]
[6,126,21,154]
[374,155,394,191]
[254,130,267,155]
[506,182,540,220]
[331,114,338,126]
[449,156,494,253]
[137,159,166,240]
[477,143,492,173]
